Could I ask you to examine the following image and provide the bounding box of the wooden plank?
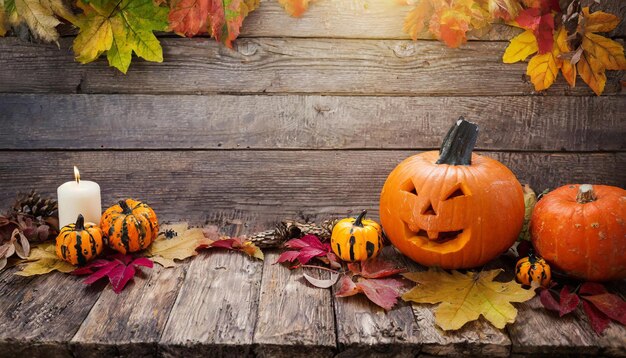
[69,265,185,357]
[332,247,421,357]
[1,37,623,96]
[253,251,336,357]
[0,150,622,223]
[159,250,264,357]
[1,94,624,152]
[0,268,103,357]
[508,295,602,355]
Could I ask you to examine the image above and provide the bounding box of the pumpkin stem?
[576,184,597,204]
[75,214,85,231]
[354,210,367,227]
[436,117,479,166]
[118,200,132,214]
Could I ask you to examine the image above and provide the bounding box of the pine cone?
[247,220,335,248]
[11,190,58,219]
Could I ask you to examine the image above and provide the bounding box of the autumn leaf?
[517,184,537,241]
[403,269,536,330]
[428,3,472,48]
[15,242,75,276]
[1,0,75,42]
[503,29,538,63]
[526,40,559,91]
[540,282,626,335]
[335,257,407,311]
[487,0,520,21]
[276,234,331,265]
[73,0,168,73]
[277,0,313,17]
[555,25,576,87]
[403,0,434,40]
[582,6,619,33]
[73,253,153,293]
[210,236,264,260]
[168,0,259,47]
[515,7,554,54]
[146,222,212,268]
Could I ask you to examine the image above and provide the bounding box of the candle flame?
[74,166,80,184]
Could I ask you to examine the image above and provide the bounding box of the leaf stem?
[300,264,340,274]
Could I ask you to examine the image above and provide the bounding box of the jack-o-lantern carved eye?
[443,183,469,201]
[402,180,418,197]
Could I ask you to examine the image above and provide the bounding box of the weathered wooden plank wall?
[0,1,625,356]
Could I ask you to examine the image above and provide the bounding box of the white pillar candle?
[57,166,102,228]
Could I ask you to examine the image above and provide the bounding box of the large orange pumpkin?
[379,118,524,269]
[531,184,626,281]
[100,199,159,254]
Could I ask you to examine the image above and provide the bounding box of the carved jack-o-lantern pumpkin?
[379,118,525,269]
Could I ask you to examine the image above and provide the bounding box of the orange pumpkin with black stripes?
[515,251,551,288]
[331,210,383,262]
[56,214,104,265]
[100,199,159,254]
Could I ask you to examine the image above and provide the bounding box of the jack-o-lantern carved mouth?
[415,228,464,244]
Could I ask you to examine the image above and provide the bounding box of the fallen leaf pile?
[335,258,407,311]
[146,223,212,267]
[15,242,74,276]
[403,268,536,330]
[504,2,626,94]
[72,253,153,294]
[540,282,626,335]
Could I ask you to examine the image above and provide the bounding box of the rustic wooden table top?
[0,217,624,358]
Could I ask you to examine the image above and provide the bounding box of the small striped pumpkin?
[100,199,159,254]
[56,214,104,265]
[331,210,383,262]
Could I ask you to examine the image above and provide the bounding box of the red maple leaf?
[209,236,264,260]
[539,282,626,335]
[72,254,153,294]
[168,0,257,47]
[276,234,332,265]
[515,8,554,54]
[336,257,407,311]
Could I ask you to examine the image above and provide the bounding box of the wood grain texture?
[400,251,511,357]
[1,37,623,96]
[253,251,335,357]
[0,150,622,224]
[0,268,103,358]
[69,265,185,358]
[159,250,263,357]
[508,295,603,356]
[333,247,421,357]
[1,94,624,151]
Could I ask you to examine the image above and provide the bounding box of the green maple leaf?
[73,0,168,73]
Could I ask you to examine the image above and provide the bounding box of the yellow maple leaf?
[503,29,538,63]
[582,33,626,71]
[241,240,264,260]
[15,242,75,276]
[0,3,7,36]
[403,0,434,41]
[582,7,619,33]
[577,52,606,96]
[402,268,535,330]
[146,222,213,268]
[555,26,576,87]
[526,41,560,92]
